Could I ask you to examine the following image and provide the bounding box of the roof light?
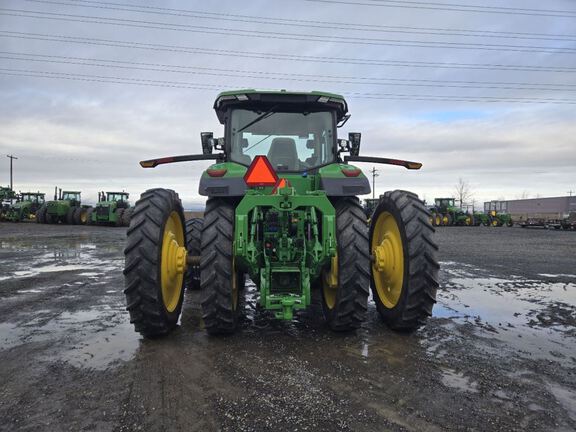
[243,156,279,187]
[317,96,329,103]
[236,94,249,101]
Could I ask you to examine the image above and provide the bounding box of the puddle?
[547,381,576,422]
[436,263,576,364]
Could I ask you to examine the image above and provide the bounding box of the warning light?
[244,156,279,187]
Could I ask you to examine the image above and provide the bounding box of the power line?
[1,8,575,54]
[2,67,576,104]
[2,31,574,73]
[303,0,576,18]
[21,0,576,42]
[2,51,575,92]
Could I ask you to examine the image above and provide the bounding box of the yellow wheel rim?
[372,211,404,309]
[80,211,87,224]
[322,254,338,310]
[161,211,187,313]
[465,216,472,226]
[435,215,441,226]
[492,219,499,227]
[442,215,449,225]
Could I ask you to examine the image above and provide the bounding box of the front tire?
[369,190,439,331]
[200,199,240,335]
[123,188,186,338]
[321,197,370,331]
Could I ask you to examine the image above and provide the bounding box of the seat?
[267,138,298,170]
[232,138,251,165]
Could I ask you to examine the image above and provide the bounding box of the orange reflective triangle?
[244,155,279,187]
[271,178,291,194]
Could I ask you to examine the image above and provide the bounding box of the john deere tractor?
[5,192,45,222]
[0,186,17,221]
[37,188,91,224]
[124,90,439,337]
[430,198,474,226]
[89,191,132,226]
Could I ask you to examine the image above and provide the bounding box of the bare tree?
[454,177,473,207]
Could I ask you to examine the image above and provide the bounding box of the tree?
[454,177,473,207]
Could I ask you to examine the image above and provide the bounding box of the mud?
[0,223,575,431]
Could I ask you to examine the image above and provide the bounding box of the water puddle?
[440,368,479,393]
[436,262,576,364]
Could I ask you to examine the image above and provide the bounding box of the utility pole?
[568,190,574,197]
[371,167,379,200]
[6,154,17,191]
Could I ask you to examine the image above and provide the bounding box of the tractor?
[37,188,91,224]
[482,203,514,227]
[430,198,473,226]
[0,186,17,221]
[5,192,45,222]
[124,89,439,337]
[88,191,133,226]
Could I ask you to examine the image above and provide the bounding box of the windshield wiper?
[236,105,278,134]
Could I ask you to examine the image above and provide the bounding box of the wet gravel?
[0,223,575,431]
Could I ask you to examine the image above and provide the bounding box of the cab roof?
[213,89,349,124]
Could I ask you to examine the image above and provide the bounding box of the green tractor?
[430,198,473,226]
[88,191,133,226]
[0,186,17,221]
[124,89,439,337]
[37,188,91,225]
[5,192,45,222]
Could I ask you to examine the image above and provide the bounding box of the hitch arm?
[140,154,221,168]
[344,155,422,170]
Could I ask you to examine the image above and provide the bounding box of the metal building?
[484,196,576,220]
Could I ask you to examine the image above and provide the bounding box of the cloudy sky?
[1,0,575,208]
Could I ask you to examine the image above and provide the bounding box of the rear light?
[207,168,227,177]
[341,168,361,177]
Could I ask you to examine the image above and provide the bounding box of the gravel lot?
[0,222,575,431]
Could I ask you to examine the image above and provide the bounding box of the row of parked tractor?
[0,186,133,226]
[428,198,513,227]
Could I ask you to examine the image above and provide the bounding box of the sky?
[0,0,575,209]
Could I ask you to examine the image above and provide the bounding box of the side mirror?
[348,132,361,157]
[337,139,350,154]
[201,132,214,155]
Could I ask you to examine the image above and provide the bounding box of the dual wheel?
[124,189,439,338]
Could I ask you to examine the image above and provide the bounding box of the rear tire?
[86,208,94,225]
[370,190,439,331]
[115,208,125,227]
[122,207,134,226]
[124,188,186,338]
[36,205,47,224]
[185,217,203,291]
[321,197,370,331]
[200,198,240,335]
[66,207,76,225]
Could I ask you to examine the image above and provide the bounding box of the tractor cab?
[100,191,130,209]
[435,198,456,212]
[61,191,81,206]
[19,192,45,204]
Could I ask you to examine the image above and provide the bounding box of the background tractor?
[88,191,133,226]
[124,90,439,338]
[37,188,91,225]
[482,203,514,227]
[5,192,45,222]
[430,198,473,226]
[0,186,17,221]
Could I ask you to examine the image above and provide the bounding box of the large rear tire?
[36,204,47,224]
[370,190,439,331]
[321,197,370,331]
[185,217,203,291]
[74,207,89,225]
[115,208,125,227]
[66,207,76,225]
[200,198,240,335]
[123,188,186,338]
[121,207,134,226]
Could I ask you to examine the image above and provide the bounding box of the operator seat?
[267,137,298,170]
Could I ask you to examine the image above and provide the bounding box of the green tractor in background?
[124,89,439,337]
[88,191,133,227]
[5,192,45,222]
[430,198,473,226]
[0,186,17,221]
[37,188,91,225]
